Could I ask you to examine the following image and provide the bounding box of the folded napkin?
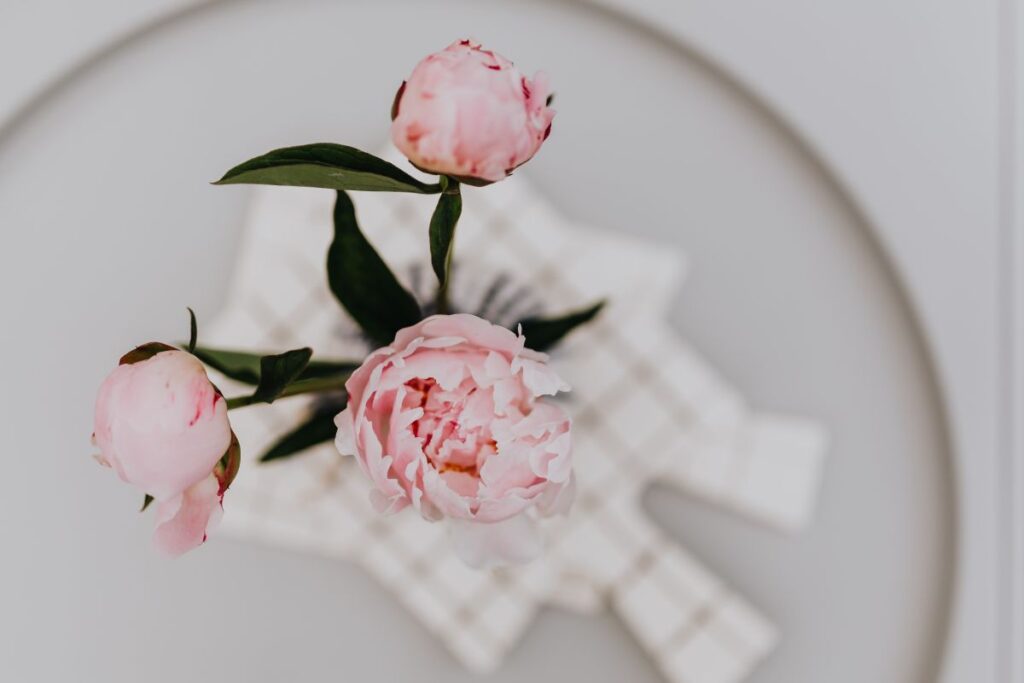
[206,156,827,683]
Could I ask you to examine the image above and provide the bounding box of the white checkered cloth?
[206,156,827,683]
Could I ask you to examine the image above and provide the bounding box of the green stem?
[226,374,349,410]
[437,278,452,315]
[433,176,461,314]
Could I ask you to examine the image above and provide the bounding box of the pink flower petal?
[536,473,576,517]
[334,407,356,456]
[152,474,223,557]
[334,313,575,564]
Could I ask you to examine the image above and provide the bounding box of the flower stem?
[432,176,461,314]
[437,279,452,315]
[225,374,349,411]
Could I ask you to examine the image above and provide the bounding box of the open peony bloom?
[93,348,232,556]
[391,39,555,184]
[335,314,574,567]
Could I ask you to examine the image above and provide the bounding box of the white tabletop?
[0,2,1007,682]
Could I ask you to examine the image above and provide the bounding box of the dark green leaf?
[260,402,345,463]
[140,494,154,512]
[187,307,198,353]
[327,190,422,346]
[191,347,262,383]
[214,143,441,194]
[268,375,344,396]
[429,177,462,289]
[192,346,358,385]
[298,359,361,380]
[518,300,606,352]
[119,342,175,366]
[251,348,314,404]
[450,174,494,188]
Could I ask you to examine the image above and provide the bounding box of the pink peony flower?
[391,39,555,184]
[335,314,574,567]
[93,348,232,555]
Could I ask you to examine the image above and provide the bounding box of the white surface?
[0,0,1012,681]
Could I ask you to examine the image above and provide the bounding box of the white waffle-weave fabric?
[206,159,827,683]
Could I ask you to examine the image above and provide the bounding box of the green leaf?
[192,346,358,385]
[429,177,462,290]
[518,300,607,352]
[250,348,314,404]
[296,360,361,380]
[214,143,442,194]
[119,342,175,366]
[140,494,154,512]
[191,347,262,383]
[187,307,198,353]
[260,401,345,463]
[327,190,422,346]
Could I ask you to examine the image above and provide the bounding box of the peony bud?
[391,40,555,184]
[93,347,233,554]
